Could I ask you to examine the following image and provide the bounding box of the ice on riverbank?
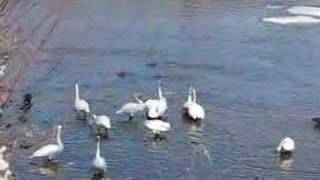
[265,5,286,10]
[262,16,320,25]
[287,6,320,17]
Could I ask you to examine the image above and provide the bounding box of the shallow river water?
[3,0,320,179]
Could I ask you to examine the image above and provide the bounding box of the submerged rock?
[116,71,128,78]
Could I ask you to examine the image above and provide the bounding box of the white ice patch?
[287,6,320,17]
[262,16,320,24]
[265,5,286,9]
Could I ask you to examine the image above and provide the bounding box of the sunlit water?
[2,0,320,179]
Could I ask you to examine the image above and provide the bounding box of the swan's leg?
[129,114,134,121]
[154,133,160,140]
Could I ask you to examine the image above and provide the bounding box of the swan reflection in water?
[38,161,62,177]
[184,118,213,170]
[278,153,293,171]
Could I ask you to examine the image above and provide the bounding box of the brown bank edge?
[0,0,36,110]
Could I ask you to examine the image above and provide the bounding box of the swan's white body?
[145,83,167,119]
[0,147,9,172]
[185,87,205,120]
[277,137,295,153]
[31,125,64,160]
[0,65,7,79]
[92,115,111,129]
[93,137,107,172]
[0,170,12,180]
[74,83,90,114]
[116,94,146,117]
[144,120,171,134]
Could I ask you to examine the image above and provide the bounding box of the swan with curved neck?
[184,87,205,120]
[93,136,107,172]
[116,93,146,120]
[31,125,64,160]
[74,83,90,118]
[145,81,168,119]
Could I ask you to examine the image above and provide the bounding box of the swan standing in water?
[277,137,295,154]
[116,93,146,120]
[74,83,90,119]
[145,82,167,119]
[184,87,205,120]
[30,125,64,161]
[144,119,171,139]
[92,136,107,172]
[90,114,111,137]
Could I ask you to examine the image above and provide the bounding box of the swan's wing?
[31,144,59,157]
[117,102,144,113]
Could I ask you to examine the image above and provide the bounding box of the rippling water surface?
[3,0,320,179]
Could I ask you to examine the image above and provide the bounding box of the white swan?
[185,87,205,120]
[0,65,7,79]
[145,82,167,119]
[144,119,171,136]
[74,83,90,117]
[116,94,146,119]
[31,125,64,160]
[92,136,107,172]
[277,137,295,153]
[0,169,12,180]
[91,114,111,130]
[0,146,9,172]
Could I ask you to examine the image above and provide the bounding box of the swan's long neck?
[187,87,192,103]
[57,127,63,149]
[134,94,144,104]
[192,88,197,102]
[96,138,101,159]
[75,84,80,101]
[158,81,163,100]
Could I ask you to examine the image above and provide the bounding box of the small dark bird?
[312,117,320,123]
[312,117,320,129]
[20,93,32,111]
